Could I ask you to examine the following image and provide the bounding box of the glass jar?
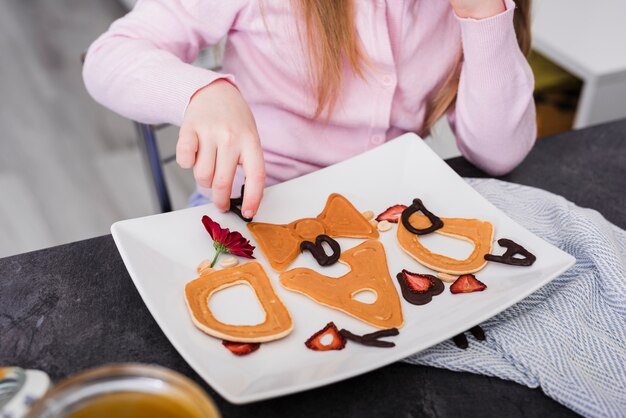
[25,364,220,418]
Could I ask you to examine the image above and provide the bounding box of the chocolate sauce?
[400,198,444,235]
[469,325,486,341]
[452,333,468,349]
[362,328,400,340]
[485,238,536,266]
[229,185,253,222]
[339,328,399,348]
[396,272,444,305]
[452,325,486,349]
[300,235,341,266]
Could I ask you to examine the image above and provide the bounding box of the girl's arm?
[83,0,265,216]
[83,0,244,125]
[448,0,536,176]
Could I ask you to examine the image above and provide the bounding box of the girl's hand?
[449,0,505,19]
[177,79,265,218]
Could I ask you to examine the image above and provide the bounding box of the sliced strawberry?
[222,340,261,356]
[396,270,444,305]
[400,269,435,293]
[305,322,346,351]
[450,274,487,294]
[376,204,407,223]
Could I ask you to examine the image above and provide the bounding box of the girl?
[83,0,535,219]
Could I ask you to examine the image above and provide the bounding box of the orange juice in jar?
[26,364,220,418]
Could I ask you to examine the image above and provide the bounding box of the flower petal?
[202,216,217,240]
[219,227,231,245]
[213,223,224,242]
[224,230,244,247]
[231,247,256,259]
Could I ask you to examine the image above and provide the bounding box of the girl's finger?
[193,137,217,189]
[211,145,239,212]
[176,128,199,169]
[241,144,266,219]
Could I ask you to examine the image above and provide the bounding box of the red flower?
[202,216,255,267]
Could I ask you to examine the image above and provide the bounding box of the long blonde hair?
[296,0,532,134]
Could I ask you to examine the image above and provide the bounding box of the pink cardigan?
[84,0,535,187]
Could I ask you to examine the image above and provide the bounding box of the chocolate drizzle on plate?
[485,238,536,266]
[339,327,399,348]
[300,235,341,266]
[229,185,253,222]
[400,198,444,235]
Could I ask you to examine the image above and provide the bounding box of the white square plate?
[112,133,575,404]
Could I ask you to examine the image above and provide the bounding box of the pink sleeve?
[82,0,247,126]
[448,0,536,176]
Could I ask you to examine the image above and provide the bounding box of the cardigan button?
[381,74,395,87]
[371,134,385,145]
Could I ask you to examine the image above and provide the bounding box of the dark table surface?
[2,119,625,417]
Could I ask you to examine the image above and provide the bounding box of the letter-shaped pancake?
[185,262,293,343]
[397,214,493,274]
[248,193,378,272]
[280,240,403,329]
